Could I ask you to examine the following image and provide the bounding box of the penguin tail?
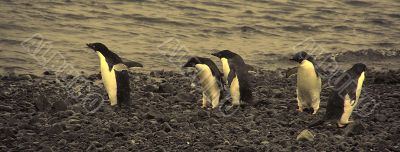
[308,119,325,128]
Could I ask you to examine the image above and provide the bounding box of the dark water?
[0,0,399,75]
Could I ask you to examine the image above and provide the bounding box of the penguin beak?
[182,62,193,68]
[211,53,219,58]
[86,43,96,51]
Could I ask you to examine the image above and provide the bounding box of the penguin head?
[211,50,236,59]
[350,63,367,75]
[183,57,202,67]
[86,43,109,53]
[290,51,313,63]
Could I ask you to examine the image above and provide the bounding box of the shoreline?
[0,68,399,151]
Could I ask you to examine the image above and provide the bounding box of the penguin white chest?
[195,64,220,108]
[221,58,230,83]
[97,52,118,106]
[296,60,321,108]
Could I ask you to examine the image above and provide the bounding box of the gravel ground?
[0,68,399,151]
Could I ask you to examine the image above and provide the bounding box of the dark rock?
[57,139,67,146]
[34,95,51,112]
[144,85,158,92]
[143,92,154,98]
[43,71,55,75]
[0,105,13,112]
[143,110,168,122]
[113,132,125,137]
[272,89,284,98]
[375,114,387,122]
[47,123,64,135]
[53,100,68,111]
[154,130,167,138]
[41,145,53,152]
[19,74,32,80]
[344,122,365,136]
[197,110,209,118]
[239,147,256,152]
[158,83,174,93]
[176,92,195,102]
[162,122,173,132]
[109,122,120,132]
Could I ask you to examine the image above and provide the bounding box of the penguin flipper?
[227,68,236,87]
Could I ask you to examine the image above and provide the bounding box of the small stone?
[43,71,55,75]
[197,110,209,118]
[0,105,13,112]
[245,114,255,122]
[57,139,67,146]
[272,89,283,98]
[239,147,256,152]
[144,85,158,92]
[47,123,64,135]
[154,130,167,137]
[344,121,365,136]
[19,74,32,80]
[375,114,387,122]
[109,122,120,132]
[34,95,51,112]
[162,122,173,132]
[113,132,125,137]
[143,92,154,98]
[296,129,314,141]
[261,140,269,145]
[158,83,174,93]
[53,100,68,111]
[208,118,219,124]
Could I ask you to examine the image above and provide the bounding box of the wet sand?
[0,67,399,151]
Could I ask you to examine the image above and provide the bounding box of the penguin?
[183,57,224,108]
[308,63,367,128]
[86,43,143,106]
[290,51,322,114]
[211,50,253,106]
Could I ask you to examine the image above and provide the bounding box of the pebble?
[0,105,13,112]
[158,83,174,93]
[296,129,314,141]
[47,123,64,135]
[162,122,173,132]
[143,85,158,92]
[53,100,68,112]
[43,71,55,75]
[344,122,365,136]
[375,114,387,122]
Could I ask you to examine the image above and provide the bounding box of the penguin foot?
[296,108,303,112]
[337,123,347,128]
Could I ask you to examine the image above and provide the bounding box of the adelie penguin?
[211,50,253,106]
[309,63,367,128]
[87,43,143,106]
[183,57,224,108]
[290,51,322,114]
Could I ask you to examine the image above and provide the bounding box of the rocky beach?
[0,66,399,151]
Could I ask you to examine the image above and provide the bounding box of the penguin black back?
[212,50,253,103]
[308,63,367,128]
